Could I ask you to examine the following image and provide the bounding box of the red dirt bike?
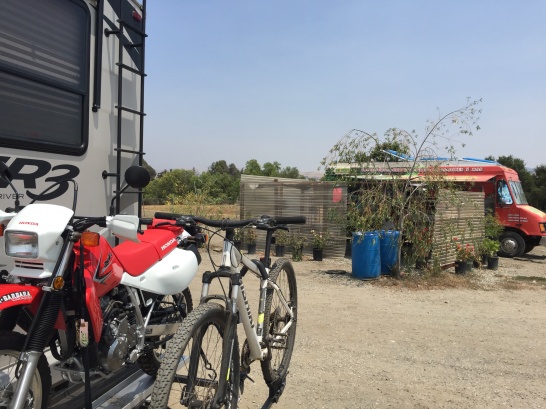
[0,163,202,409]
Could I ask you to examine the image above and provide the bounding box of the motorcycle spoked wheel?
[137,288,193,376]
[0,331,51,409]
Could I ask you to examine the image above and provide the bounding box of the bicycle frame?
[147,212,305,409]
[199,231,295,362]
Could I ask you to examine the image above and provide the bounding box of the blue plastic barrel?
[352,232,380,279]
[379,230,400,275]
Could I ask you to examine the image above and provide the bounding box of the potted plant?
[274,230,288,257]
[474,241,487,267]
[482,213,503,270]
[482,237,500,270]
[311,230,329,261]
[233,228,242,251]
[289,234,307,262]
[455,243,474,274]
[244,228,257,254]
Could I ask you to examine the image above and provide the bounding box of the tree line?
[142,159,304,205]
[142,153,546,211]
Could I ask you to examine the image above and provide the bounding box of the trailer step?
[49,366,153,409]
[92,369,154,409]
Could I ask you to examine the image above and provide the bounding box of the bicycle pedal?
[239,371,255,396]
[241,372,255,383]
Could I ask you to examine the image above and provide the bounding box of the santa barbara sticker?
[0,290,32,305]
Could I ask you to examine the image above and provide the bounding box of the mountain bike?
[148,213,306,409]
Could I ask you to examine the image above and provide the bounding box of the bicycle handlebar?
[272,216,307,225]
[153,212,306,229]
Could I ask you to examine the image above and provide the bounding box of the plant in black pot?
[233,228,242,251]
[274,230,288,257]
[289,234,307,262]
[482,237,500,270]
[311,229,330,261]
[482,212,503,270]
[244,227,257,254]
[455,243,474,275]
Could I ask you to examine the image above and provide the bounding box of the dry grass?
[497,275,546,290]
[373,269,482,290]
[372,268,546,291]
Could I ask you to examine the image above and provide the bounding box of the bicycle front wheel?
[138,288,193,376]
[149,302,239,409]
[261,258,298,384]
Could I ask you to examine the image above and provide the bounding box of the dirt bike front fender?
[0,284,40,310]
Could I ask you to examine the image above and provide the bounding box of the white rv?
[0,2,151,403]
[1,0,147,278]
[0,0,146,215]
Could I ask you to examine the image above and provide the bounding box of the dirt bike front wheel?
[0,331,51,409]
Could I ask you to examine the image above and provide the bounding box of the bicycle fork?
[211,273,241,408]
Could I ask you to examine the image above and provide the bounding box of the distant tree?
[142,158,157,179]
[228,163,240,177]
[242,159,263,176]
[531,165,546,211]
[146,158,305,205]
[209,160,230,174]
[201,160,241,203]
[242,159,302,179]
[144,168,198,204]
[364,133,412,162]
[198,172,239,204]
[262,161,281,177]
[278,166,302,179]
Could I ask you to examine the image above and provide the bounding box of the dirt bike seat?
[113,229,179,276]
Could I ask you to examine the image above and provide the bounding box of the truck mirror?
[125,166,150,189]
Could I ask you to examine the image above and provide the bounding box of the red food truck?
[330,157,546,257]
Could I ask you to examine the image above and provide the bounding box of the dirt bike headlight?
[5,231,39,259]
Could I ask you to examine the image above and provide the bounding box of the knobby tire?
[0,331,51,409]
[149,303,239,409]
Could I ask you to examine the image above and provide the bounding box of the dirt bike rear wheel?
[138,288,193,376]
[0,331,51,409]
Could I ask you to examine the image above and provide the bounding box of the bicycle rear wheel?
[261,258,298,384]
[149,302,239,409]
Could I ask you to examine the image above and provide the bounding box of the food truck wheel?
[499,232,525,258]
[523,243,535,254]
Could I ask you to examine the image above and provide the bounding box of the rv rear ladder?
[102,0,148,216]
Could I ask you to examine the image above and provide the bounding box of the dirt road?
[189,245,546,409]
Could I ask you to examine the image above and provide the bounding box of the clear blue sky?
[144,1,546,174]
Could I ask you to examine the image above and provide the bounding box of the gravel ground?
[184,245,546,409]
